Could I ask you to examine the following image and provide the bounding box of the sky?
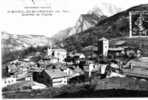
[0,0,148,37]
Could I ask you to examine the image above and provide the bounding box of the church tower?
[98,37,109,56]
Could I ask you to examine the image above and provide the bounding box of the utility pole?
[138,13,144,50]
[129,11,132,38]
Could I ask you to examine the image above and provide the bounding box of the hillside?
[87,3,122,17]
[110,37,148,56]
[62,4,148,52]
[1,32,53,64]
[68,14,106,36]
[52,3,121,42]
[2,32,52,53]
[52,27,73,42]
[53,13,106,42]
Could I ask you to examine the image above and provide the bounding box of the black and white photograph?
[1,0,148,98]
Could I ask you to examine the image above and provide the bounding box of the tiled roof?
[127,59,148,68]
[45,69,68,79]
[52,49,67,52]
[99,37,108,41]
[115,41,126,46]
[109,47,124,51]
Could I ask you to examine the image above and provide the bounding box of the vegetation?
[60,4,148,53]
[2,46,48,65]
[2,81,32,92]
[110,37,148,56]
[2,77,148,98]
[2,46,48,77]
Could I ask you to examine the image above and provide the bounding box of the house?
[108,47,125,57]
[114,41,126,47]
[63,67,74,76]
[8,60,34,75]
[2,77,16,88]
[63,64,86,79]
[123,57,148,78]
[49,57,59,64]
[47,48,53,56]
[106,72,125,78]
[8,60,19,74]
[33,69,68,87]
[74,53,85,59]
[53,49,67,63]
[25,75,32,81]
[82,45,98,59]
[45,69,68,87]
[47,48,67,63]
[15,72,32,81]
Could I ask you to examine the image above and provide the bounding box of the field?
[2,77,148,98]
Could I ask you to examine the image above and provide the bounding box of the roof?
[74,67,84,74]
[109,47,124,51]
[74,53,85,58]
[139,57,148,62]
[126,58,148,68]
[82,45,98,51]
[45,69,68,79]
[16,73,29,80]
[115,41,126,46]
[99,37,108,41]
[52,49,67,52]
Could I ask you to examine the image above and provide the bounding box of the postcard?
[1,0,148,98]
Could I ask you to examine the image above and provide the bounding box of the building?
[2,77,16,88]
[74,53,85,59]
[123,57,148,78]
[31,81,47,90]
[7,59,35,75]
[108,47,125,57]
[49,57,59,64]
[98,37,109,56]
[82,45,98,59]
[53,49,67,63]
[33,69,68,87]
[47,48,67,63]
[46,69,68,87]
[47,48,53,56]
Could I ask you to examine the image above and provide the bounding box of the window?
[64,80,67,83]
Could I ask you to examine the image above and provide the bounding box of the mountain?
[53,14,106,42]
[53,3,122,42]
[87,3,122,17]
[1,32,53,54]
[53,13,107,42]
[68,14,107,36]
[52,27,73,42]
[62,4,148,52]
[53,3,121,41]
[69,3,122,36]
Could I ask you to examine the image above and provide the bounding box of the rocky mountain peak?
[88,3,122,17]
[53,3,122,41]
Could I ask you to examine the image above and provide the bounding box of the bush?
[2,46,48,65]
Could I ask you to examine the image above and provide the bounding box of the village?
[2,35,148,92]
[2,1,148,98]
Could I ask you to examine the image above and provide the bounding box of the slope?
[62,4,148,52]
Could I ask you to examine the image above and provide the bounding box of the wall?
[52,77,67,87]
